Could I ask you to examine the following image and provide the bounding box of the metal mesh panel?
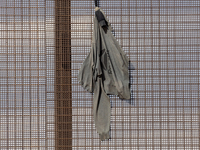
[0,0,200,149]
[71,0,200,149]
[0,0,55,149]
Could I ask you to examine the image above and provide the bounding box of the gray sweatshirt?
[78,7,130,141]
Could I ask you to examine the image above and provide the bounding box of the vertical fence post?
[55,0,72,149]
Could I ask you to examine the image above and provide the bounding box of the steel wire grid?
[0,0,200,149]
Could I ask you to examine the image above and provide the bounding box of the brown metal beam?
[55,0,72,149]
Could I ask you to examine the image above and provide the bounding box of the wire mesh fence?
[0,0,200,149]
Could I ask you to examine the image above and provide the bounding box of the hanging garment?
[78,7,130,141]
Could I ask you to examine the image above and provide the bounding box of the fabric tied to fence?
[78,7,130,140]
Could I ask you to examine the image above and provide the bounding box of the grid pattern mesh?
[71,0,200,149]
[0,0,200,149]
[0,0,55,149]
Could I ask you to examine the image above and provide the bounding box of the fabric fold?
[93,78,110,140]
[78,7,130,140]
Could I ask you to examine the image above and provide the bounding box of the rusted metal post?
[55,0,72,149]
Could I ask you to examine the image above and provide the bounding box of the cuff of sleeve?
[99,132,110,141]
